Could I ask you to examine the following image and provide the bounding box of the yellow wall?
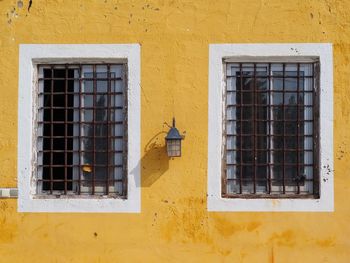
[0,0,349,262]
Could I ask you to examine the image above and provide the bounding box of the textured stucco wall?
[0,0,349,262]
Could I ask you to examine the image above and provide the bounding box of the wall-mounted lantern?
[165,118,184,157]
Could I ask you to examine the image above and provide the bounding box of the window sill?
[18,197,140,213]
[221,193,320,199]
[208,193,332,212]
[33,194,127,199]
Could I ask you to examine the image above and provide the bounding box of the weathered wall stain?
[17,1,22,9]
[316,237,336,247]
[268,230,296,247]
[0,201,17,243]
[159,197,210,243]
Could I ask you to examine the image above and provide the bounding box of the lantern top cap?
[165,118,183,140]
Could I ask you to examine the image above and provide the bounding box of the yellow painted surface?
[0,0,349,262]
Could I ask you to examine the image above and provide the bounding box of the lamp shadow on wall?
[140,131,169,187]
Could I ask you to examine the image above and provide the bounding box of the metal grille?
[36,64,127,197]
[223,62,319,198]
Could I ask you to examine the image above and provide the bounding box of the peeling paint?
[17,1,23,9]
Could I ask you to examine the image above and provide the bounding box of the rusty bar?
[226,75,314,79]
[226,148,313,153]
[64,64,68,195]
[253,63,257,194]
[268,63,272,194]
[296,63,300,194]
[38,135,124,139]
[92,65,96,195]
[38,179,124,183]
[38,121,123,125]
[313,62,320,196]
[78,64,82,194]
[38,77,123,81]
[239,63,243,194]
[38,106,124,110]
[122,64,128,197]
[38,92,124,96]
[50,66,54,194]
[282,63,286,194]
[40,150,123,153]
[106,64,111,195]
[222,64,229,196]
[38,164,123,168]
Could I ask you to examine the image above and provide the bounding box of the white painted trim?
[18,44,141,213]
[208,43,333,212]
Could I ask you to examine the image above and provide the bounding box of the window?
[18,44,140,212]
[37,64,127,197]
[208,44,333,212]
[223,62,318,197]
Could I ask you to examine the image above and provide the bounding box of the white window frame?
[18,44,141,213]
[208,43,333,212]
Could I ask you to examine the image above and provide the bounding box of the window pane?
[272,92,283,105]
[285,78,298,91]
[284,92,298,104]
[97,80,108,93]
[226,92,237,105]
[304,93,313,105]
[226,135,237,150]
[272,78,283,91]
[257,92,269,104]
[226,121,237,135]
[272,106,284,120]
[83,80,93,93]
[226,106,236,120]
[237,106,253,120]
[257,78,268,90]
[226,77,237,91]
[272,150,283,164]
[226,151,237,164]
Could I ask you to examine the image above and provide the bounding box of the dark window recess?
[223,62,319,198]
[37,64,127,197]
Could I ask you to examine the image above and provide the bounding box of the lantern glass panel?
[167,139,181,157]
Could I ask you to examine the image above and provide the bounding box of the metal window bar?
[64,64,68,195]
[106,64,111,195]
[239,63,243,194]
[282,63,286,194]
[223,62,319,198]
[253,64,257,194]
[92,65,96,195]
[313,62,320,197]
[268,63,272,194]
[78,64,82,194]
[296,63,300,194]
[122,64,128,197]
[36,64,127,197]
[50,66,54,194]
[222,63,228,195]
